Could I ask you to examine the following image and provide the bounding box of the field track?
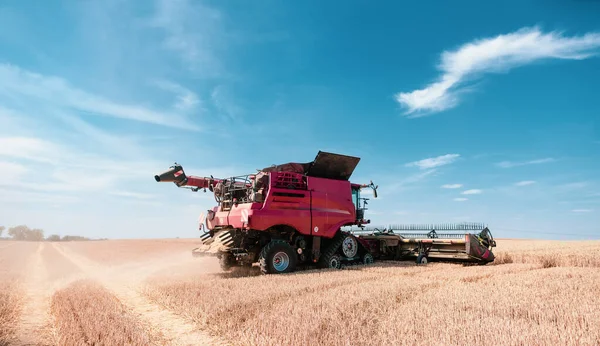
[14,243,53,345]
[52,243,228,346]
[1,240,229,346]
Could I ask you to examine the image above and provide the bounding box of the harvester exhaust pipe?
[154,163,187,185]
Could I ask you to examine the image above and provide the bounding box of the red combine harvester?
[154,151,496,274]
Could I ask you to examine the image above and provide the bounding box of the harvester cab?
[154,151,496,274]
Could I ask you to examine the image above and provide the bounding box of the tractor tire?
[259,240,297,274]
[416,254,428,265]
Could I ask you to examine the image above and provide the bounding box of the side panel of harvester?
[248,182,313,235]
[308,177,355,238]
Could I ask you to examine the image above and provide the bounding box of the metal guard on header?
[191,229,234,257]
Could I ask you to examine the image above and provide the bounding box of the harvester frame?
[154,151,497,274]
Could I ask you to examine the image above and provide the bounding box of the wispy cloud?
[0,133,165,198]
[405,154,460,170]
[572,209,592,213]
[559,181,588,191]
[386,169,438,193]
[0,137,60,164]
[109,191,158,200]
[441,183,462,189]
[461,189,482,195]
[149,0,226,77]
[211,85,243,120]
[395,26,600,116]
[515,180,536,186]
[151,80,201,112]
[454,197,468,202]
[495,157,555,168]
[0,161,28,181]
[0,64,199,130]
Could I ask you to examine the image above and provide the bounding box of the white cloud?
[462,189,482,195]
[0,161,29,181]
[395,26,600,116]
[0,133,166,196]
[0,137,60,164]
[515,180,536,186]
[496,157,556,168]
[405,154,460,170]
[211,85,243,120]
[560,182,588,190]
[0,187,80,205]
[386,169,438,193]
[151,80,201,112]
[109,191,158,199]
[149,0,225,76]
[0,64,199,130]
[572,209,592,213]
[454,197,468,202]
[442,183,462,189]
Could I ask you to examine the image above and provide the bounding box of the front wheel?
[259,240,297,274]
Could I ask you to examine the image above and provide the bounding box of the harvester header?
[154,151,496,274]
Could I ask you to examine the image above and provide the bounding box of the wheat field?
[0,238,599,346]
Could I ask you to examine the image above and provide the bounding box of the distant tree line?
[0,224,99,241]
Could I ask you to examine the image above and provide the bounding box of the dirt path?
[14,243,54,346]
[52,243,230,346]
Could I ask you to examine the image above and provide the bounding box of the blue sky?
[0,0,599,240]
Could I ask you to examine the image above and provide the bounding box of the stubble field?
[0,238,599,346]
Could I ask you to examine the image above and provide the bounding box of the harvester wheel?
[416,254,428,265]
[341,235,359,258]
[259,240,297,274]
[325,254,342,269]
[317,231,345,269]
[362,253,374,265]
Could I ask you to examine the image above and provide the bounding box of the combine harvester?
[154,151,496,274]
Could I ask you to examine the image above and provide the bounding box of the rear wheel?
[259,240,297,274]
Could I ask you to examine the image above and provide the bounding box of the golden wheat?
[493,239,600,267]
[0,281,20,346]
[2,238,599,345]
[142,240,600,346]
[50,279,164,346]
[0,242,39,345]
